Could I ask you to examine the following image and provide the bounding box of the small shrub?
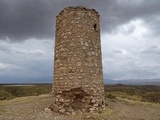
[0,90,14,100]
[141,92,160,103]
[104,85,160,103]
[105,93,116,99]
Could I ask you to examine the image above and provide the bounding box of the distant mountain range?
[104,79,160,86]
[1,78,160,86]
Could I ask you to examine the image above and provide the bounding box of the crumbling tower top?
[57,6,99,16]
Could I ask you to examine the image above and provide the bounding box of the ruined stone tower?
[52,6,105,113]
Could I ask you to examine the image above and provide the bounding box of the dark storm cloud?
[0,0,160,41]
[0,0,114,41]
[0,0,57,41]
[99,0,160,34]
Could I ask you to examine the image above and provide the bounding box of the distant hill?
[104,79,160,86]
[1,78,160,86]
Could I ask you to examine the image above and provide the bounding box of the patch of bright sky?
[101,19,153,80]
[101,19,149,52]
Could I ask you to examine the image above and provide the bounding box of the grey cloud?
[1,0,160,41]
[0,41,46,57]
[102,39,160,80]
[29,50,46,56]
[0,63,13,70]
[13,49,46,56]
[112,48,122,53]
[112,49,123,54]
[1,0,160,81]
[144,15,160,36]
[0,0,57,41]
[118,24,136,34]
[100,0,160,34]
[140,44,160,54]
[111,48,127,54]
[0,39,53,82]
[103,53,160,79]
[0,44,11,52]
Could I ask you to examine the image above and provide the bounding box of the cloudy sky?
[0,0,160,83]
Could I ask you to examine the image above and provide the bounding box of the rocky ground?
[0,94,160,120]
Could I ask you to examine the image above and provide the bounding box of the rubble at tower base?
[49,88,105,114]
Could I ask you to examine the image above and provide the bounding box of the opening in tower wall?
[94,24,97,32]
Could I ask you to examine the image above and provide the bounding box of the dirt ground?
[0,94,160,120]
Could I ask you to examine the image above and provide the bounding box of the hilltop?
[0,94,160,120]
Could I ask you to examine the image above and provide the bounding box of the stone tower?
[52,6,105,113]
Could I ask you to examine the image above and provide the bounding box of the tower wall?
[53,6,105,113]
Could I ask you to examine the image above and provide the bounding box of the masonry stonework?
[52,6,105,114]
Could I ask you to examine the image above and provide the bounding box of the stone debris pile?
[49,88,105,114]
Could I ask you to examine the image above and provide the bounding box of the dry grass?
[0,94,113,120]
[105,85,160,103]
[1,94,160,120]
[117,97,160,108]
[0,85,52,100]
[0,94,52,106]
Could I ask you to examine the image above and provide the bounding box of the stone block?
[44,108,52,113]
[59,109,65,113]
[94,103,99,107]
[89,107,96,111]
[91,99,96,103]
